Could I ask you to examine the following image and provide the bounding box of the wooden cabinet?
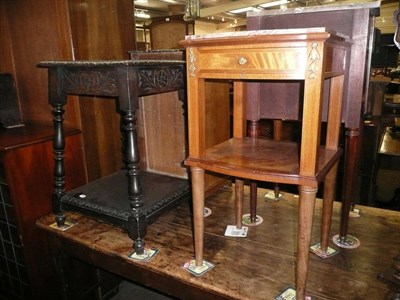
[0,123,86,299]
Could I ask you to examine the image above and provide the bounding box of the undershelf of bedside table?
[185,138,342,186]
[61,170,191,229]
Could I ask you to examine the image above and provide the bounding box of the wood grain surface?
[37,185,396,299]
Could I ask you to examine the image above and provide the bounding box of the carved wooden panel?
[62,69,118,96]
[138,66,185,95]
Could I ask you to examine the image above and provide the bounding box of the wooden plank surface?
[37,185,396,299]
[139,92,188,178]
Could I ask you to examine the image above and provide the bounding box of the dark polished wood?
[38,58,190,255]
[339,128,359,238]
[246,1,380,243]
[379,2,400,295]
[0,123,86,299]
[359,78,390,205]
[0,73,23,128]
[36,186,395,299]
[0,0,136,182]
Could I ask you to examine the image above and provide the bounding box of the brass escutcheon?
[238,57,247,65]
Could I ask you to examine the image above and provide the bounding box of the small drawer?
[197,48,307,78]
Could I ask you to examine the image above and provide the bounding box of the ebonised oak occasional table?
[180,28,350,299]
[38,57,190,255]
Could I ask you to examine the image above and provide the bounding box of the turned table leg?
[52,103,67,228]
[123,110,146,255]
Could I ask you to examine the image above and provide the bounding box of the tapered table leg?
[334,128,360,248]
[191,167,205,267]
[297,186,317,300]
[235,179,244,229]
[248,120,260,223]
[320,161,339,252]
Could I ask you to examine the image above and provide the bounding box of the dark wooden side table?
[180,28,349,299]
[246,1,380,248]
[38,57,190,255]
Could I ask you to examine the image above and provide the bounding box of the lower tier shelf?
[185,137,342,186]
[61,170,191,230]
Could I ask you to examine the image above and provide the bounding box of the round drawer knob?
[238,57,247,65]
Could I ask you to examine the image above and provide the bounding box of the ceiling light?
[259,0,289,8]
[134,9,150,19]
[161,0,182,4]
[184,0,200,21]
[229,7,254,14]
